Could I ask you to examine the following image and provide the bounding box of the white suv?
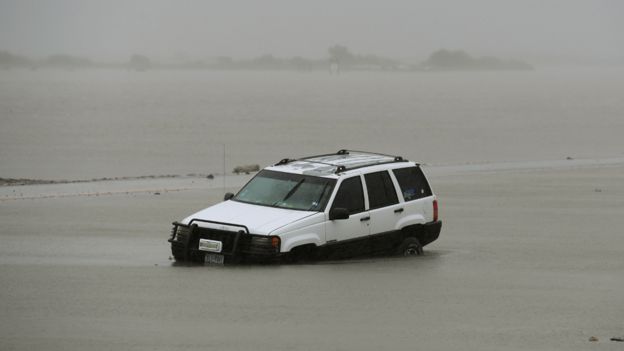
[169,150,441,264]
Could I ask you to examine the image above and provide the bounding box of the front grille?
[171,222,278,260]
[195,227,240,253]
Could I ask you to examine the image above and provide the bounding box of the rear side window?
[392,166,432,201]
[364,171,399,209]
[331,176,365,214]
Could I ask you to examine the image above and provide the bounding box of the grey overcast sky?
[1,0,623,62]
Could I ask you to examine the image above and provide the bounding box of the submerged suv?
[168,150,441,264]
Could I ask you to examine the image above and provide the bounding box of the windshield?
[234,170,336,211]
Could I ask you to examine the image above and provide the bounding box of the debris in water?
[594,188,602,193]
[168,256,173,260]
[566,156,574,160]
[589,336,599,342]
[206,174,214,179]
[154,192,161,195]
[611,337,624,342]
[233,164,260,174]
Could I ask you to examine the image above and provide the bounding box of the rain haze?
[1,1,624,351]
[1,0,624,63]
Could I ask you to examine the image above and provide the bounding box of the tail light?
[433,199,439,222]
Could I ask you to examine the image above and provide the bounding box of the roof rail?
[335,149,404,161]
[275,158,292,166]
[274,149,409,174]
[333,159,408,174]
[274,157,344,169]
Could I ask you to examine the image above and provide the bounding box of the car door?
[325,175,370,243]
[364,170,403,236]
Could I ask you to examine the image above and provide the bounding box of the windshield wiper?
[273,178,305,205]
[308,181,330,211]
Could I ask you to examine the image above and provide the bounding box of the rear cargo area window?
[392,166,432,201]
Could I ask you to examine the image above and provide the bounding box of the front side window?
[234,170,336,211]
[392,166,432,201]
[331,176,365,214]
[364,171,399,209]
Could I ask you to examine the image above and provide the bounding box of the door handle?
[394,208,404,214]
[360,216,371,222]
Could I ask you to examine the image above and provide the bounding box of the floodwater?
[1,68,624,350]
[1,68,623,179]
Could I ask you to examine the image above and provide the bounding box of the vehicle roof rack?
[274,149,409,174]
[275,158,292,166]
[274,158,338,168]
[334,149,404,161]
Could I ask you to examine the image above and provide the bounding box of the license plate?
[198,239,222,253]
[204,253,224,265]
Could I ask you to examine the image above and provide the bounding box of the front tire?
[396,237,423,256]
[286,245,317,263]
[171,244,190,261]
[171,228,199,262]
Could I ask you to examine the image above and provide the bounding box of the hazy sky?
[1,0,622,63]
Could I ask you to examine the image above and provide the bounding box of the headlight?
[250,235,281,252]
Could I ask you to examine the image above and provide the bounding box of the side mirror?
[329,207,350,220]
[224,192,234,201]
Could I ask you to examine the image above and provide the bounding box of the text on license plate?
[204,253,224,265]
[198,239,222,253]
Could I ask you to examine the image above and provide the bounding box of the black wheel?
[171,244,190,261]
[397,237,423,256]
[171,226,198,262]
[287,245,317,263]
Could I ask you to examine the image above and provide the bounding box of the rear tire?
[397,237,423,256]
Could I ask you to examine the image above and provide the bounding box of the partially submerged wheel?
[171,245,189,261]
[287,245,317,263]
[170,225,198,262]
[397,237,423,256]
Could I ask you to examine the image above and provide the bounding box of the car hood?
[181,200,318,235]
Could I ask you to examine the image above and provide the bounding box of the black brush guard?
[169,219,278,262]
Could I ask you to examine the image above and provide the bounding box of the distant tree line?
[1,50,97,70]
[1,48,533,72]
[328,45,400,70]
[44,54,93,68]
[129,54,151,71]
[0,50,32,67]
[422,49,533,70]
[182,46,401,71]
[210,54,325,71]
